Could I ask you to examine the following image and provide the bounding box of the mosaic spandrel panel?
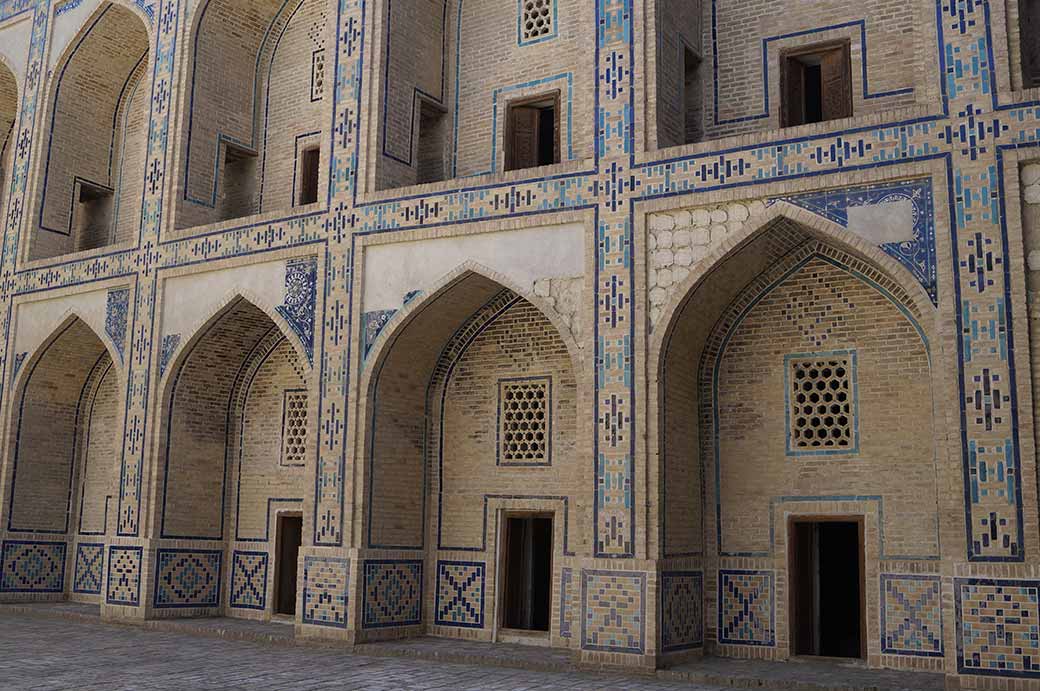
[362,560,422,628]
[580,570,646,654]
[0,541,65,593]
[153,550,222,608]
[718,570,774,647]
[661,571,703,652]
[435,561,484,629]
[956,578,1040,678]
[302,556,349,628]
[881,574,943,657]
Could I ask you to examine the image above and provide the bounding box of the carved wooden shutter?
[781,58,805,127]
[508,106,539,171]
[821,43,852,121]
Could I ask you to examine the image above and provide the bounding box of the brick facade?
[0,0,1037,686]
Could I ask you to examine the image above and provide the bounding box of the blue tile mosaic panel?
[718,570,774,647]
[106,546,142,606]
[435,561,484,629]
[559,566,574,638]
[0,540,65,593]
[881,574,943,657]
[362,560,422,628]
[153,550,222,608]
[661,571,703,652]
[72,543,104,595]
[229,551,268,611]
[580,570,646,654]
[302,556,349,628]
[956,578,1040,678]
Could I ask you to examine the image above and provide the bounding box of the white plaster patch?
[161,260,287,339]
[0,15,32,83]
[14,289,110,358]
[49,0,105,70]
[362,223,585,312]
[846,199,915,245]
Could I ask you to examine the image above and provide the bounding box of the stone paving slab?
[0,605,947,691]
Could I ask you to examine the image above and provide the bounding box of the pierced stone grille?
[520,0,554,43]
[282,390,308,466]
[499,380,549,463]
[789,357,853,450]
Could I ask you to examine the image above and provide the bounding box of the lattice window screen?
[499,379,549,463]
[788,356,854,450]
[282,390,309,466]
[520,0,554,43]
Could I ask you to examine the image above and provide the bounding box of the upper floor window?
[781,41,852,127]
[0,60,17,210]
[505,93,560,172]
[1021,0,1040,88]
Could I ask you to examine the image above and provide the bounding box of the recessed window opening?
[297,146,320,206]
[1021,0,1040,88]
[501,515,553,633]
[790,519,864,659]
[72,180,115,252]
[683,46,703,144]
[781,41,852,127]
[506,92,560,171]
[275,513,303,617]
[220,142,257,221]
[417,99,447,185]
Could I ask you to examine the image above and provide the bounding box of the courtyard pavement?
[0,611,742,690]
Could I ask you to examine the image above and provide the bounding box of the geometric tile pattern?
[302,556,349,628]
[229,551,268,611]
[881,574,942,657]
[559,567,574,638]
[153,550,222,609]
[72,543,104,595]
[104,287,129,362]
[0,541,65,593]
[362,560,422,628]
[785,352,857,455]
[718,570,774,647]
[519,0,555,45]
[435,561,484,629]
[276,256,318,363]
[580,570,646,654]
[661,571,703,652]
[956,578,1040,678]
[498,377,551,465]
[106,546,142,606]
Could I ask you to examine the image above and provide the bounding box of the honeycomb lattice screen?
[282,390,309,466]
[787,355,855,453]
[520,0,555,43]
[499,379,550,464]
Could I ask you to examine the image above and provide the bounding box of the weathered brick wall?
[110,62,150,246]
[178,0,327,229]
[32,5,149,259]
[0,61,15,200]
[75,362,120,536]
[708,0,925,139]
[655,0,703,149]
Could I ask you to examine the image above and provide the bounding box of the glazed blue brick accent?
[718,570,775,647]
[54,0,82,17]
[881,574,943,657]
[229,551,268,611]
[783,350,859,457]
[580,570,646,654]
[105,288,129,362]
[435,561,484,628]
[153,549,222,608]
[276,256,317,363]
[362,560,422,628]
[106,546,141,606]
[0,540,65,593]
[559,566,574,638]
[11,351,27,383]
[72,543,104,595]
[956,578,1040,678]
[302,556,349,628]
[362,309,396,359]
[661,571,703,652]
[159,334,180,376]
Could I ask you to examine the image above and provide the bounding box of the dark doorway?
[501,515,553,632]
[780,41,852,127]
[275,514,303,616]
[790,520,863,658]
[297,146,320,206]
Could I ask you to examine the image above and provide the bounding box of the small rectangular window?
[72,179,114,251]
[1021,0,1040,88]
[298,146,320,206]
[781,41,852,127]
[505,93,560,172]
[683,46,703,144]
[417,100,447,185]
[220,142,257,221]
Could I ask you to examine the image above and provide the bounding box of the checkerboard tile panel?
[881,574,942,657]
[302,556,349,628]
[580,570,646,654]
[718,570,774,647]
[435,561,484,629]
